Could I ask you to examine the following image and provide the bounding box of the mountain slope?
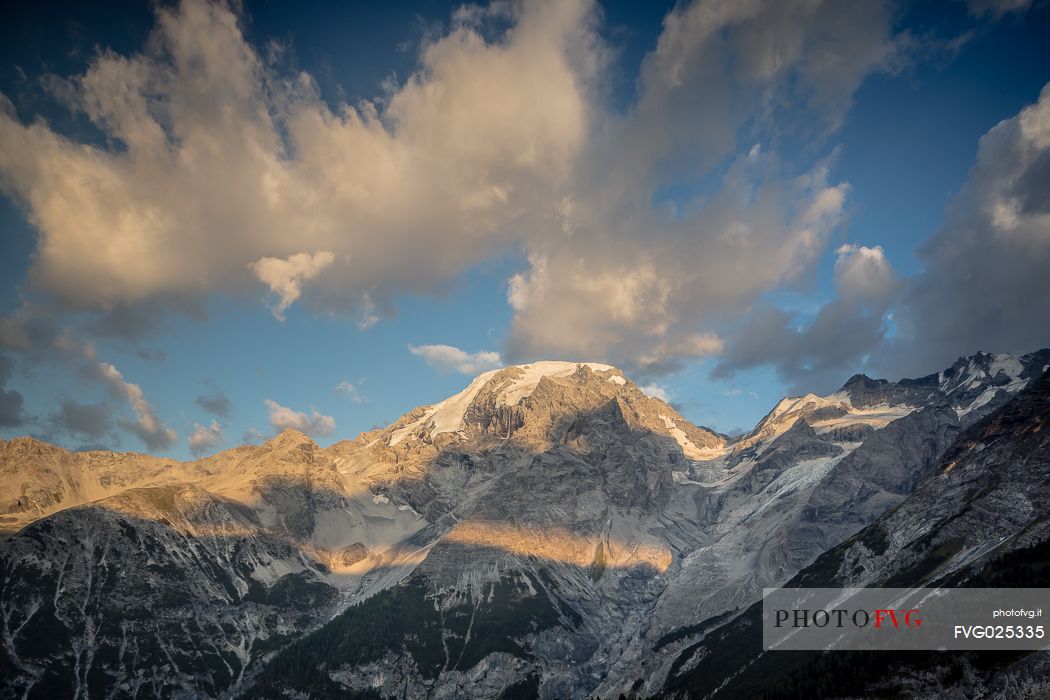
[1,352,1048,698]
[597,350,1049,695]
[0,362,722,697]
[661,365,1050,699]
[237,352,1048,698]
[0,484,337,698]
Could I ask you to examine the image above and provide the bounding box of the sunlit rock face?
[1,352,1048,698]
[0,485,338,697]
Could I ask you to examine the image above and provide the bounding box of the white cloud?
[188,420,223,456]
[504,162,846,373]
[713,241,900,393]
[877,82,1050,377]
[496,0,891,374]
[833,244,896,307]
[335,379,367,403]
[250,250,335,320]
[409,344,503,375]
[264,398,335,437]
[639,384,671,402]
[0,0,901,374]
[96,361,178,451]
[708,84,1050,388]
[0,0,598,321]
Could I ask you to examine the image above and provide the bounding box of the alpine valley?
[2,352,1050,699]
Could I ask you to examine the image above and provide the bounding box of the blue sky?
[1,0,1049,457]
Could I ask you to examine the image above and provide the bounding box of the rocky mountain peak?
[263,428,318,452]
[3,351,1049,699]
[1,434,64,454]
[940,349,1047,386]
[841,373,886,391]
[381,360,725,458]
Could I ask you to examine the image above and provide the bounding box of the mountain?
[0,483,337,697]
[0,352,1048,698]
[661,361,1050,699]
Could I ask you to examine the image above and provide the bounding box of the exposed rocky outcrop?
[662,367,1050,699]
[1,353,1047,698]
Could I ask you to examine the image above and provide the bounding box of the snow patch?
[811,404,914,432]
[770,391,851,420]
[748,455,847,519]
[388,361,616,445]
[954,356,1028,417]
[388,368,501,445]
[990,354,1023,380]
[943,353,1024,397]
[660,415,706,460]
[249,554,308,586]
[499,361,616,405]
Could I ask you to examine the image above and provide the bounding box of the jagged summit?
[261,428,318,453]
[267,427,314,443]
[731,350,1050,461]
[388,361,622,443]
[427,360,622,408]
[841,373,885,388]
[383,360,725,456]
[3,349,1050,698]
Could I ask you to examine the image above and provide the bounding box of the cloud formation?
[49,399,115,441]
[188,420,224,456]
[96,361,178,451]
[0,0,596,321]
[501,0,898,372]
[264,399,335,437]
[713,243,899,392]
[502,163,847,373]
[335,380,367,404]
[195,389,231,418]
[250,250,335,320]
[878,83,1050,377]
[13,0,1038,392]
[409,344,503,374]
[639,384,671,402]
[54,335,177,451]
[0,0,899,376]
[714,75,1050,389]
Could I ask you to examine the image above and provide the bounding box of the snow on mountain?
[1,351,1047,698]
[388,361,622,445]
[663,366,1050,699]
[940,351,1031,416]
[727,349,1050,466]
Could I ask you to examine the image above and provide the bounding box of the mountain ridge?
[661,364,1050,699]
[2,351,1049,698]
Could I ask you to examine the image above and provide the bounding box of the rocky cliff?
[1,352,1048,698]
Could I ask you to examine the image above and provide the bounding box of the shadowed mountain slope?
[1,353,1048,698]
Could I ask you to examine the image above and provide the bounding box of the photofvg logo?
[774,606,923,630]
[763,588,1050,651]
